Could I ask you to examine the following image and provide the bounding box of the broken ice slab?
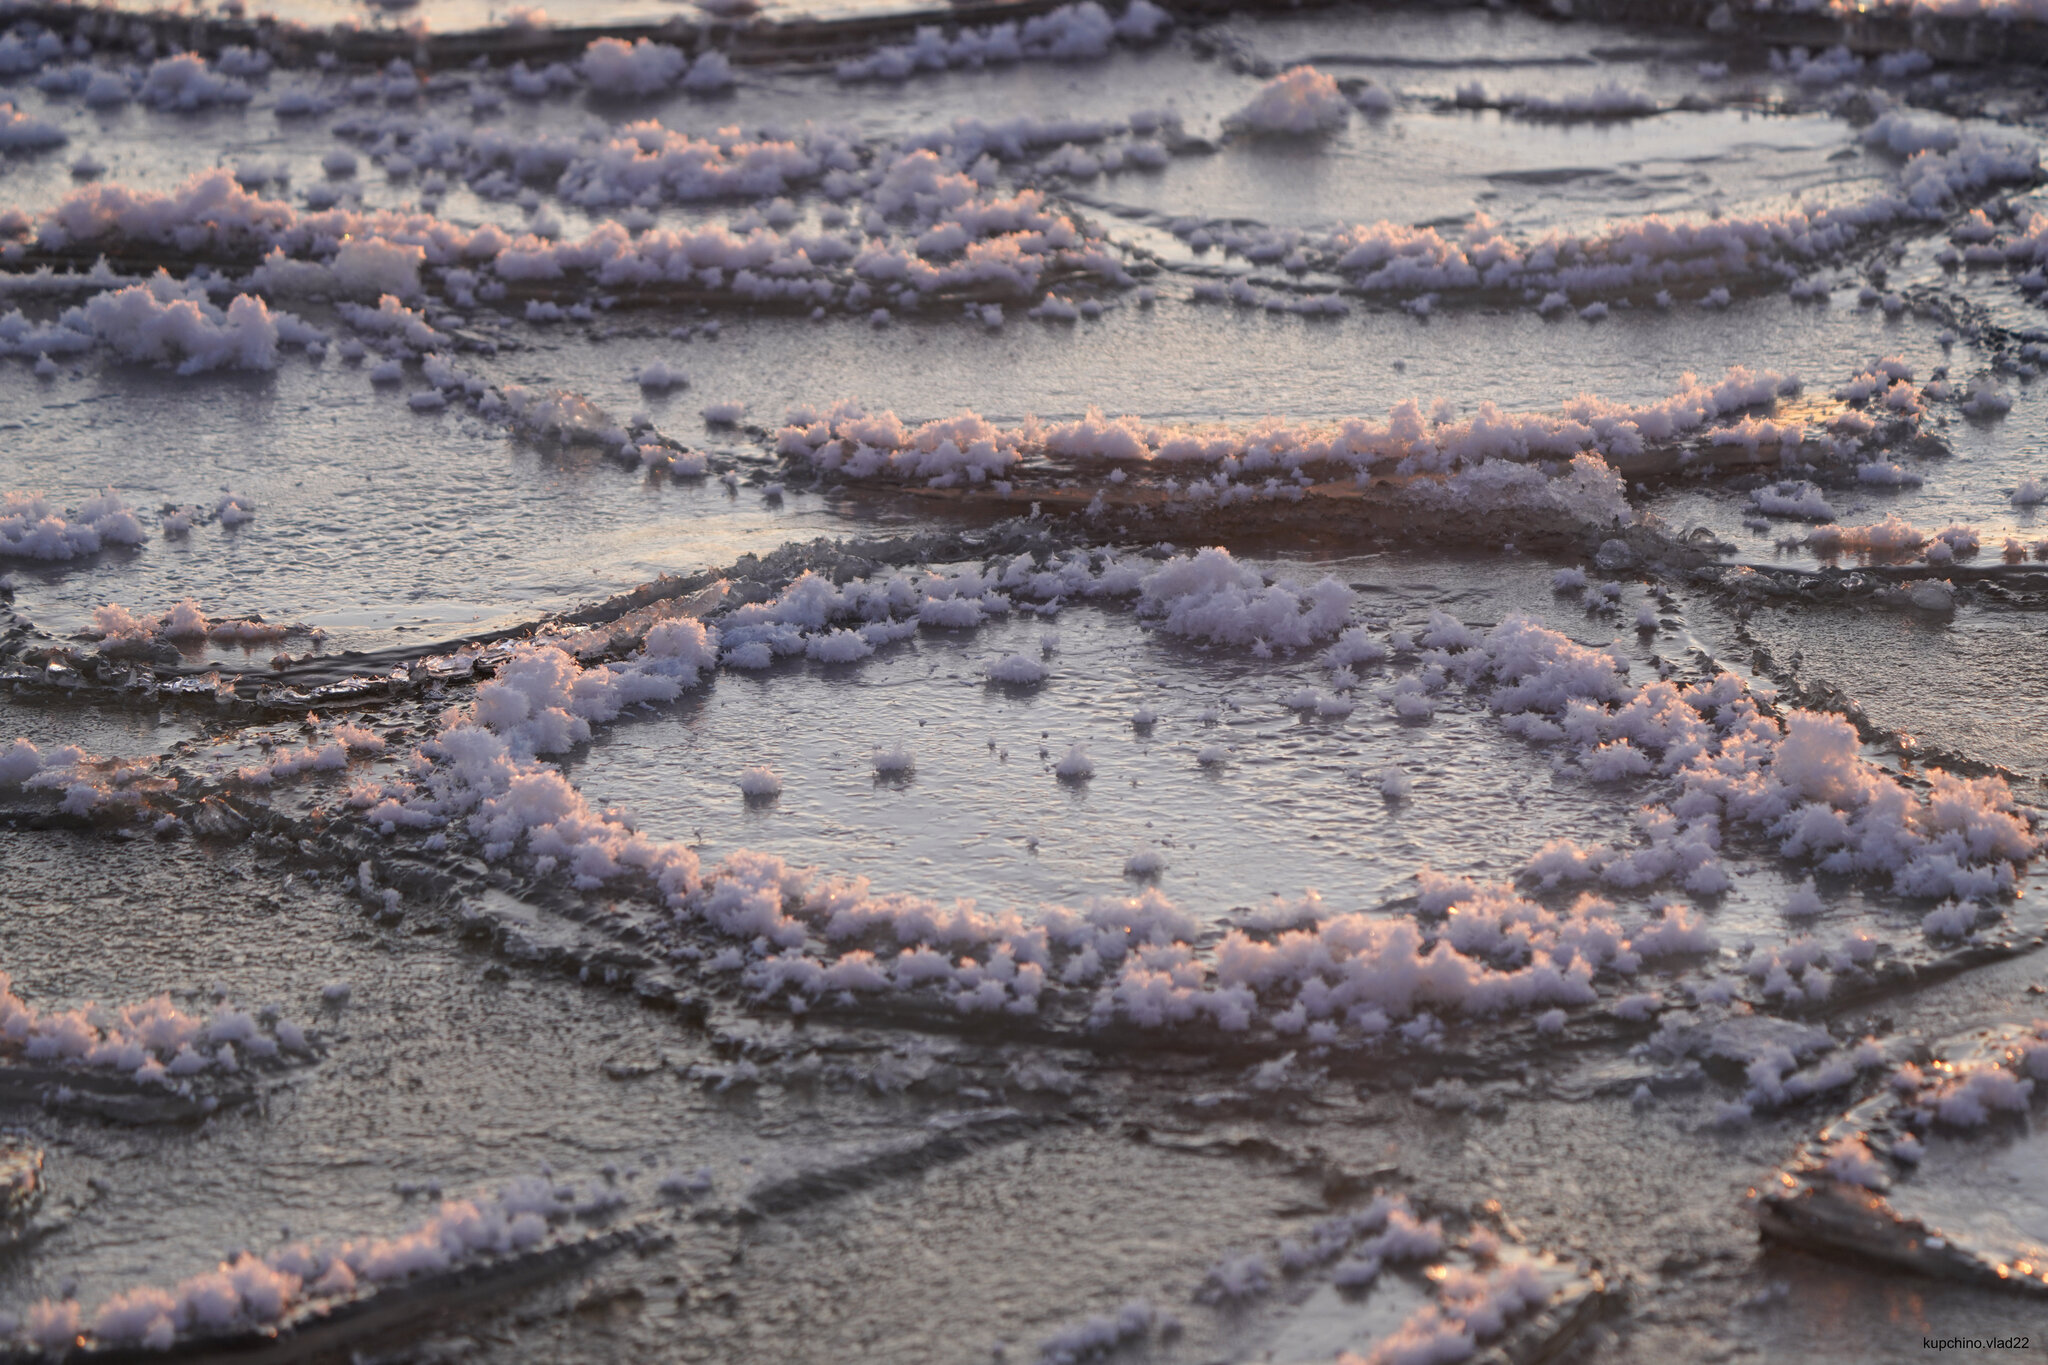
[0,1213,666,1363]
[1183,1196,1608,1365]
[1257,1251,1604,1365]
[1755,1023,2048,1297]
[546,578,734,661]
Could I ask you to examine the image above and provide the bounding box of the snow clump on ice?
[579,38,687,95]
[1,489,147,560]
[737,767,782,798]
[1228,67,1351,135]
[985,653,1048,684]
[0,101,64,149]
[1138,548,1351,650]
[0,972,309,1083]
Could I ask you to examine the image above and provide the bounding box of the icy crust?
[3,31,727,116]
[1641,1011,1900,1125]
[1766,355,2033,551]
[103,309,682,479]
[0,972,311,1089]
[654,545,1351,670]
[772,368,1793,491]
[338,545,1348,864]
[309,98,1168,237]
[1926,194,2048,320]
[1885,1030,2045,1129]
[8,107,2026,335]
[1174,128,2037,311]
[339,621,724,898]
[1749,479,1837,522]
[764,361,1998,565]
[1803,514,1985,563]
[1207,1193,1447,1303]
[0,490,146,561]
[11,570,2007,1053]
[709,550,1134,666]
[1346,1263,1561,1365]
[9,1175,640,1356]
[1227,67,1354,136]
[1498,80,1662,122]
[1035,1299,1167,1365]
[229,720,386,787]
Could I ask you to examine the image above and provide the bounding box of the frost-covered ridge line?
[1,134,1140,335]
[91,597,312,652]
[830,0,1169,81]
[0,709,390,815]
[277,560,2042,1050]
[0,268,323,373]
[767,372,1804,489]
[4,1172,658,1356]
[1172,117,2039,312]
[4,88,2037,343]
[0,971,313,1087]
[10,0,2048,78]
[745,354,2020,569]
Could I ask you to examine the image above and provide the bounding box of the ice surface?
[8,0,2048,1358]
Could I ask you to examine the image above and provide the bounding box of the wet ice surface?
[0,356,854,653]
[573,556,1654,912]
[1888,1118,2048,1273]
[8,0,2048,1361]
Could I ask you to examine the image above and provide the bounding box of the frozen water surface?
[573,557,1659,912]
[7,0,2048,1361]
